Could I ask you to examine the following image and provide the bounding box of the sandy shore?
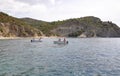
[0,36,60,39]
[0,37,23,39]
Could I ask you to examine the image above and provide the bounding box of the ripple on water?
[0,38,120,76]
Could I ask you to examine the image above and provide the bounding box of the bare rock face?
[1,12,120,37]
[0,12,42,37]
[51,17,120,37]
[0,22,42,37]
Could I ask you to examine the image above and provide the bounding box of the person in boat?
[39,37,42,41]
[63,38,66,42]
[31,38,34,42]
[58,38,61,41]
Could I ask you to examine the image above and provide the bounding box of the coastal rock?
[51,16,120,37]
[1,12,120,37]
[0,12,42,37]
[79,33,87,38]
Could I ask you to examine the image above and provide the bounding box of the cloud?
[0,0,120,26]
[15,0,56,5]
[0,0,47,18]
[49,0,55,5]
[48,0,120,25]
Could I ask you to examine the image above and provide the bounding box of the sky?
[0,0,120,27]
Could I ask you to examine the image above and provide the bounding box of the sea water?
[0,38,120,76]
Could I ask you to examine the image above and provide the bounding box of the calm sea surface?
[0,38,120,76]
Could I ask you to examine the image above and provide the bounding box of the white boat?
[31,39,42,42]
[54,41,68,44]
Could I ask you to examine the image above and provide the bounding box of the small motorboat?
[31,39,42,42]
[54,41,68,44]
[54,38,68,44]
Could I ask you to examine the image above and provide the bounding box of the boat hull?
[54,41,68,44]
[31,40,42,42]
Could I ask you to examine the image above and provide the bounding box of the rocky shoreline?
[1,12,120,38]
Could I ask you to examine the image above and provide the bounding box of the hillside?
[1,12,120,37]
[0,12,42,37]
[22,16,120,37]
[51,17,120,37]
[21,18,63,36]
[20,18,53,36]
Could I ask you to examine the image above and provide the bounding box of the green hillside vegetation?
[22,18,84,36]
[0,12,32,28]
[1,12,119,37]
[22,16,120,37]
[49,16,120,37]
[21,18,66,36]
[21,18,51,36]
[0,12,42,37]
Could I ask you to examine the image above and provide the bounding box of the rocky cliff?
[0,12,42,37]
[51,16,120,37]
[1,12,120,37]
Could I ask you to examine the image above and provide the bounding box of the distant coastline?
[0,12,120,38]
[0,36,59,39]
[0,37,24,39]
[0,36,120,40]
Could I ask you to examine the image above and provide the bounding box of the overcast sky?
[0,0,120,27]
